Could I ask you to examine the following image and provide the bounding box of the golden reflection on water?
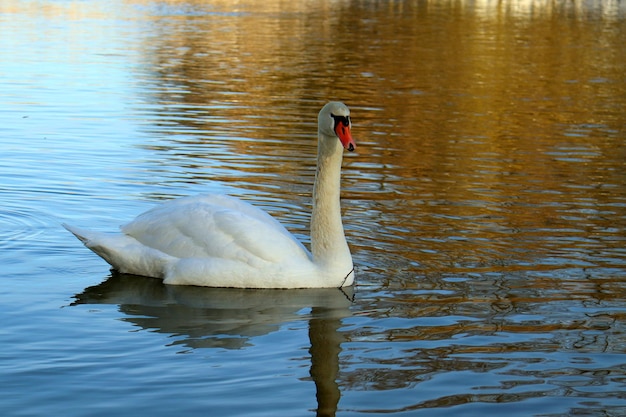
[112,0,625,353]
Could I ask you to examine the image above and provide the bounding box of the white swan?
[64,102,357,289]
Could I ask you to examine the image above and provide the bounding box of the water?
[2,0,626,415]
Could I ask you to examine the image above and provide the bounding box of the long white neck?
[310,133,352,275]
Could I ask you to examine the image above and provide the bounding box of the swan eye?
[330,114,350,129]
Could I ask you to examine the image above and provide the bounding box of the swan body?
[64,102,357,289]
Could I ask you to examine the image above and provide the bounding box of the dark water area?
[1,1,625,416]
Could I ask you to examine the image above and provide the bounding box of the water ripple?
[0,205,50,250]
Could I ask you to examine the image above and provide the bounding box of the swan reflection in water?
[72,272,354,416]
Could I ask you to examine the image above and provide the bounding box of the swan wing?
[121,195,311,265]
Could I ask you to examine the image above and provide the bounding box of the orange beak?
[335,122,356,152]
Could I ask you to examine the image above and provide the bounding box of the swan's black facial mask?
[330,114,351,130]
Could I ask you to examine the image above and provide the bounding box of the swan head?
[319,102,356,152]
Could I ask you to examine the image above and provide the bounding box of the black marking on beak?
[330,113,351,131]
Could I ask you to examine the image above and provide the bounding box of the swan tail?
[63,223,171,279]
[62,223,92,244]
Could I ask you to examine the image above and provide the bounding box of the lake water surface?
[2,1,626,416]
